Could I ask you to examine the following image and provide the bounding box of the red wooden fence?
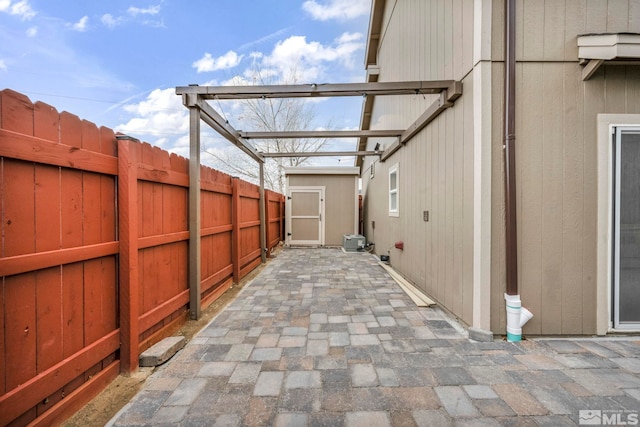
[0,89,284,426]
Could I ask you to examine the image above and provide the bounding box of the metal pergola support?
[177,80,462,320]
[262,151,380,158]
[176,81,456,99]
[240,130,404,139]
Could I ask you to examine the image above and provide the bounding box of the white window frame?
[388,163,399,217]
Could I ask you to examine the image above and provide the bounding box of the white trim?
[284,167,360,175]
[472,42,493,330]
[286,186,325,246]
[578,33,640,60]
[388,163,399,217]
[354,176,359,234]
[596,114,640,335]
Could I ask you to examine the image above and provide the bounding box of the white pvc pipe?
[505,293,533,342]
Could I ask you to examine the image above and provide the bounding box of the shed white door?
[287,187,325,246]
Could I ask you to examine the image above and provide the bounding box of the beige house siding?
[361,0,476,326]
[362,0,640,335]
[287,174,358,246]
[489,0,640,335]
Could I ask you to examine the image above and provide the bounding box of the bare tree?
[204,69,331,194]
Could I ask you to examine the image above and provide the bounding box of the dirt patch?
[62,255,273,427]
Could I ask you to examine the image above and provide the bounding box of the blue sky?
[0,0,371,163]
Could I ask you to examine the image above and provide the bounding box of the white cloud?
[302,0,370,22]
[193,51,243,73]
[101,4,162,29]
[261,33,365,81]
[26,26,37,36]
[0,0,36,20]
[117,88,189,148]
[101,13,121,28]
[69,16,89,32]
[127,4,161,16]
[0,59,7,71]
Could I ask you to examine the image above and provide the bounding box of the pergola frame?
[176,80,462,319]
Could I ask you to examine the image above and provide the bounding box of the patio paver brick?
[108,248,640,426]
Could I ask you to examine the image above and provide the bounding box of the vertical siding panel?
[585,0,608,32]
[462,0,474,73]
[439,118,447,304]
[453,103,464,319]
[519,63,544,335]
[523,0,545,60]
[452,0,462,79]
[607,0,630,32]
[630,66,640,112]
[462,75,474,324]
[444,0,453,79]
[604,66,628,113]
[544,0,567,61]
[516,0,525,62]
[432,119,441,300]
[580,69,604,334]
[426,122,434,294]
[564,0,586,60]
[437,0,445,79]
[431,0,438,79]
[540,63,564,334]
[630,0,640,32]
[491,63,507,333]
[445,112,455,309]
[493,0,505,61]
[562,62,585,334]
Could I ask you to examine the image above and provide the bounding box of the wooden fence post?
[231,177,240,283]
[280,196,285,242]
[117,137,139,373]
[264,191,271,258]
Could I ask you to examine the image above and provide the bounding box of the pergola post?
[187,95,201,320]
[259,161,267,263]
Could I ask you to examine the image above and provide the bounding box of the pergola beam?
[261,151,381,158]
[188,97,264,163]
[240,130,403,139]
[176,81,456,100]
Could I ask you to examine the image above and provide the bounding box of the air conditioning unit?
[343,234,366,252]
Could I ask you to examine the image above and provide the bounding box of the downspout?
[503,0,532,341]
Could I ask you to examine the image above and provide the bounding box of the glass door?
[613,126,640,329]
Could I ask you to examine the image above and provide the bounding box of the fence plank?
[0,330,119,426]
[29,360,119,427]
[231,178,241,283]
[62,263,84,358]
[4,159,36,257]
[4,274,37,391]
[117,139,140,373]
[0,242,119,277]
[0,129,118,175]
[35,267,63,373]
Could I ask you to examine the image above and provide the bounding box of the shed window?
[389,163,399,217]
